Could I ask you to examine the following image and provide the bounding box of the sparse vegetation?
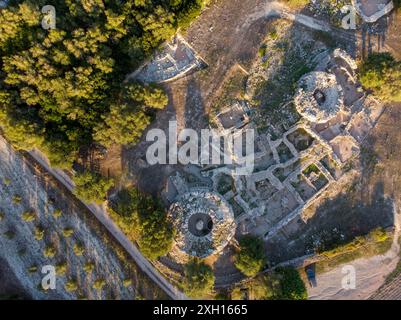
[62,228,74,238]
[258,44,267,58]
[64,280,78,292]
[93,279,106,291]
[123,279,132,288]
[12,195,22,204]
[231,274,279,300]
[284,0,310,9]
[0,211,4,221]
[303,163,319,175]
[235,235,266,277]
[52,209,62,219]
[21,210,36,222]
[34,226,44,241]
[55,262,67,276]
[316,228,393,273]
[83,262,95,274]
[28,265,38,273]
[43,245,57,258]
[73,243,85,256]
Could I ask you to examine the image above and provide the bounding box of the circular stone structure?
[295,71,344,123]
[168,190,236,258]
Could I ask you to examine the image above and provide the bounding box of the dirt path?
[242,1,331,32]
[308,203,401,300]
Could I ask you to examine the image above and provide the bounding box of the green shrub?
[43,245,57,258]
[34,227,44,241]
[231,274,279,300]
[64,280,78,292]
[56,262,67,276]
[359,52,401,102]
[28,265,38,273]
[52,209,62,219]
[370,227,389,243]
[73,172,114,204]
[12,195,22,204]
[73,243,85,256]
[62,228,74,238]
[183,260,215,298]
[258,45,267,58]
[93,279,106,291]
[83,262,95,274]
[22,211,36,222]
[234,235,266,277]
[276,267,307,300]
[123,279,132,288]
[109,189,175,260]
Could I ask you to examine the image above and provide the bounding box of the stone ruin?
[168,189,236,258]
[201,48,385,242]
[295,71,344,123]
[215,101,251,133]
[128,34,206,83]
[161,48,385,263]
[353,0,394,23]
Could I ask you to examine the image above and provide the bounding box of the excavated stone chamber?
[295,71,344,124]
[168,190,236,258]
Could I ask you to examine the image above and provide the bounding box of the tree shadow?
[265,180,394,264]
[120,75,209,196]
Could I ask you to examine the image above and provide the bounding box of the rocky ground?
[0,137,166,300]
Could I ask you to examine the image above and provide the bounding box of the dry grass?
[315,230,394,274]
[282,0,310,9]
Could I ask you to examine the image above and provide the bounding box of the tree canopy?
[359,52,401,102]
[234,235,267,277]
[136,193,175,260]
[0,0,204,168]
[230,268,307,300]
[108,187,175,260]
[275,267,307,300]
[73,171,114,204]
[183,260,215,298]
